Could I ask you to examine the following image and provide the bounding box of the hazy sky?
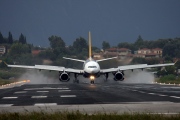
[0,0,180,48]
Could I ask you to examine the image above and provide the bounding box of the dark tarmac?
[0,82,180,114]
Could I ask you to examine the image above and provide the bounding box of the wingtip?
[3,61,8,66]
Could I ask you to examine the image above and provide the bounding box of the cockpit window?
[88,66,97,68]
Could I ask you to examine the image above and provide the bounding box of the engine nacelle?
[59,72,70,82]
[114,72,124,81]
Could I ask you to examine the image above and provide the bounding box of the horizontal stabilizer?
[63,57,85,62]
[96,57,117,62]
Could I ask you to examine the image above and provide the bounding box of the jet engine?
[113,72,124,81]
[59,72,70,82]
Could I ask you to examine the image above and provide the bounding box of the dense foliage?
[0,31,180,70]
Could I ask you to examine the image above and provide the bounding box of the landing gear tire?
[104,73,108,82]
[90,80,94,84]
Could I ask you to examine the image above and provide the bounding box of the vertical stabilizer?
[88,31,92,60]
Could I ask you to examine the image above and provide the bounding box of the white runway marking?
[24,88,69,90]
[0,104,13,107]
[148,93,156,95]
[58,90,71,92]
[170,96,180,99]
[2,97,18,99]
[31,96,47,98]
[14,91,27,94]
[60,95,76,98]
[36,91,49,93]
[34,103,57,106]
[158,94,168,97]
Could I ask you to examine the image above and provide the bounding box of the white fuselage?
[83,60,100,74]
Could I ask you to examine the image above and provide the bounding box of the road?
[0,82,180,114]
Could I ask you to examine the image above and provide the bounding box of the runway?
[0,82,180,114]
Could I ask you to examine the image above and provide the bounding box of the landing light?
[90,76,95,80]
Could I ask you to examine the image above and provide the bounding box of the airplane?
[5,32,174,84]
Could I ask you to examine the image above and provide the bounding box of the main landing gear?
[73,73,79,83]
[104,73,108,82]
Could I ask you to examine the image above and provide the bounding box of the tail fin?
[89,31,92,60]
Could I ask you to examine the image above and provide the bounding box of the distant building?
[0,46,6,55]
[135,48,162,58]
[105,48,133,59]
[93,52,103,60]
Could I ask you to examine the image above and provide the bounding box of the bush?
[0,71,20,79]
[159,74,176,82]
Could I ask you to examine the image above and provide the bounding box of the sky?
[0,0,180,48]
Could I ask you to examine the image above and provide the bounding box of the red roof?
[107,48,130,51]
[152,48,162,51]
[32,50,41,55]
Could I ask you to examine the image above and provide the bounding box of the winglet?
[3,61,8,66]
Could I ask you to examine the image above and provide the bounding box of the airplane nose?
[89,68,97,73]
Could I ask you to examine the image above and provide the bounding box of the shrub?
[159,74,176,82]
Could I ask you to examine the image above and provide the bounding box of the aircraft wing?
[6,64,83,73]
[101,63,174,73]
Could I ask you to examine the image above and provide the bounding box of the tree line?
[0,31,180,67]
[0,32,27,45]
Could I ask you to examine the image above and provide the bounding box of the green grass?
[0,79,18,85]
[156,74,180,84]
[0,111,179,120]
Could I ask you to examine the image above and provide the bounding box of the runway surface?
[0,82,180,113]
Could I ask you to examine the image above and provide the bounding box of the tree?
[19,33,26,44]
[48,35,66,58]
[38,49,56,60]
[134,35,144,49]
[48,35,65,49]
[163,43,176,58]
[102,41,110,50]
[0,32,4,44]
[175,60,180,69]
[8,43,31,58]
[8,32,13,44]
[73,37,88,53]
[117,42,135,52]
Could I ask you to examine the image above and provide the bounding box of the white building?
[0,46,6,55]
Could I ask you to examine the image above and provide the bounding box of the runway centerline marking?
[60,95,76,97]
[34,103,57,106]
[31,96,47,98]
[2,97,18,99]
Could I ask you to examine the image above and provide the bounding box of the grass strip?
[0,111,179,120]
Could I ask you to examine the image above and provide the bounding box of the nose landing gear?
[90,80,94,84]
[90,75,95,84]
